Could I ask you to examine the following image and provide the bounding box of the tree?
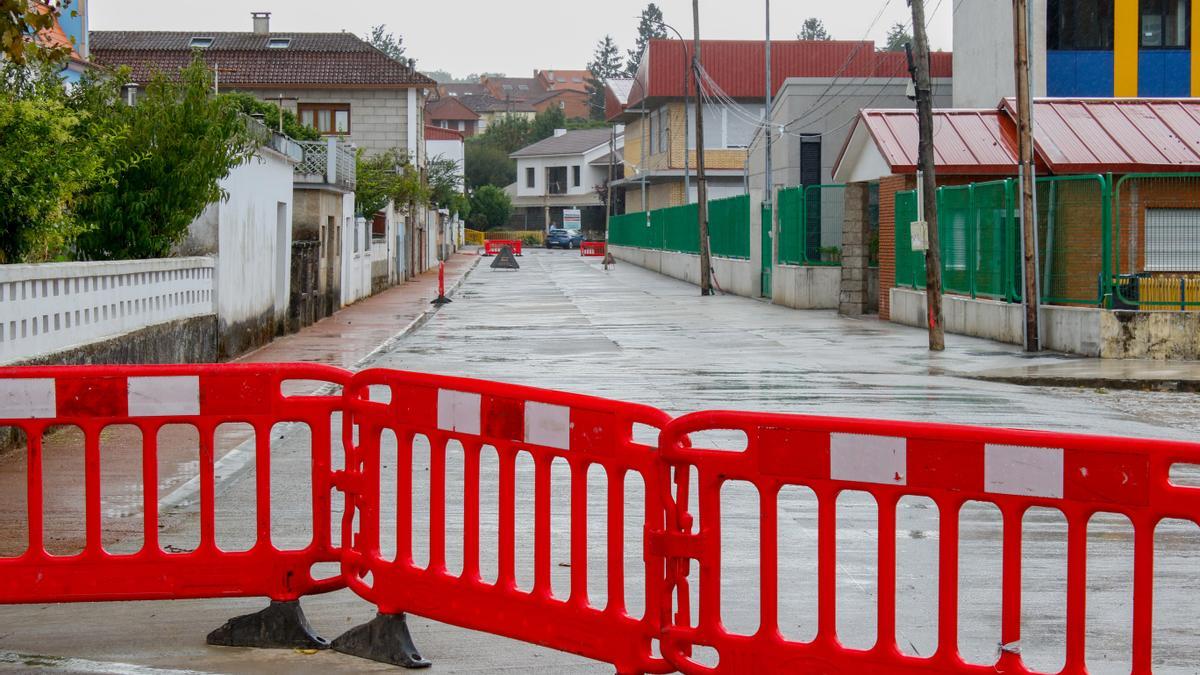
[1,0,74,64]
[426,155,463,209]
[366,24,405,62]
[423,69,455,83]
[0,60,108,262]
[476,114,533,154]
[588,35,624,121]
[884,22,912,52]
[464,141,515,189]
[354,148,429,217]
[531,106,567,141]
[798,18,832,41]
[468,185,512,229]
[626,3,667,76]
[73,56,258,260]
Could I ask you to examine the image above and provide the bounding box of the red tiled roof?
[427,95,480,121]
[1002,98,1200,173]
[425,125,463,141]
[90,31,436,88]
[617,39,952,118]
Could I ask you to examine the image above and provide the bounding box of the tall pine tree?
[587,35,624,121]
[798,18,832,41]
[626,3,667,76]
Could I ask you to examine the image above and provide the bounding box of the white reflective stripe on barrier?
[524,401,571,450]
[127,376,200,417]
[984,443,1065,499]
[829,432,907,486]
[436,389,481,435]
[0,378,56,418]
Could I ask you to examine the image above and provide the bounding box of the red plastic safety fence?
[656,411,1200,675]
[0,363,350,604]
[484,239,523,256]
[581,241,607,257]
[339,368,684,674]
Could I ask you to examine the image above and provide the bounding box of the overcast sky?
[90,1,954,78]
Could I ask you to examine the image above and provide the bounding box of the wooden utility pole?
[693,0,713,295]
[908,0,944,351]
[1014,0,1040,351]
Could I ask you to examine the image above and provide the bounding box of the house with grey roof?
[509,128,623,232]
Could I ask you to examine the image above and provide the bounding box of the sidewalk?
[0,249,481,558]
[962,358,1200,392]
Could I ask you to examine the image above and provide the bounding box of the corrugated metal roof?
[619,39,952,115]
[1002,98,1200,173]
[850,109,1020,175]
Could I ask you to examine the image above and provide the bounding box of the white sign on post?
[911,220,929,251]
[563,208,582,230]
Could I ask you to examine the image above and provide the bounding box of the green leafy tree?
[354,148,430,217]
[426,155,463,209]
[798,18,832,41]
[0,60,109,262]
[448,192,471,220]
[468,185,512,229]
[884,22,912,52]
[366,24,405,62]
[588,35,624,120]
[477,114,533,154]
[531,106,567,141]
[464,141,515,189]
[1,0,74,64]
[626,3,666,76]
[73,56,258,259]
[221,92,320,141]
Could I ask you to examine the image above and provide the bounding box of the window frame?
[298,103,352,135]
[1046,0,1115,51]
[572,165,581,188]
[526,166,536,188]
[1139,0,1191,49]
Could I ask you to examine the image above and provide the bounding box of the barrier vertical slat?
[310,420,331,558]
[607,466,626,615]
[498,447,516,589]
[568,459,588,607]
[142,422,159,552]
[999,506,1023,670]
[876,493,898,653]
[534,457,551,597]
[1064,512,1088,671]
[428,435,446,573]
[462,442,481,580]
[698,472,721,631]
[254,424,271,548]
[759,483,779,637]
[397,431,414,565]
[199,423,216,550]
[84,426,102,552]
[936,499,961,666]
[817,488,837,646]
[1131,520,1155,674]
[28,429,44,555]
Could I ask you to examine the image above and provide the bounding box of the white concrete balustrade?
[0,258,215,364]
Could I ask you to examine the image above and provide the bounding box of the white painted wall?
[0,258,214,364]
[427,138,464,186]
[608,245,756,297]
[341,203,372,306]
[952,0,1047,107]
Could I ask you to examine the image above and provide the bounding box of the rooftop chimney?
[251,11,271,35]
[553,128,567,137]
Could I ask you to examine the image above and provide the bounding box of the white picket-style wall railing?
[0,257,215,364]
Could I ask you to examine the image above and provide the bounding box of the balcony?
[294,138,357,191]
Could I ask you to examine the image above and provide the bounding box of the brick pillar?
[839,182,871,316]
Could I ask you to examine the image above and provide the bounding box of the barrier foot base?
[430,295,451,305]
[332,612,431,668]
[206,600,330,650]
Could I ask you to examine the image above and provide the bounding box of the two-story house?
[954,0,1200,104]
[509,128,623,232]
[426,95,481,137]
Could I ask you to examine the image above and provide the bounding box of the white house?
[427,125,465,257]
[509,128,623,232]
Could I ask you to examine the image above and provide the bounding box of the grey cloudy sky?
[90,1,954,77]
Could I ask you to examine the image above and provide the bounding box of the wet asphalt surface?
[2,249,1199,674]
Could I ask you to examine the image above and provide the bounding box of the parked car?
[546,228,583,249]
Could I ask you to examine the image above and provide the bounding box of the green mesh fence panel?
[893,190,924,288]
[708,194,750,259]
[1037,174,1108,306]
[1112,173,1200,309]
[777,185,844,265]
[661,202,700,254]
[608,211,658,249]
[777,186,804,265]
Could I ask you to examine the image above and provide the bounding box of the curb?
[967,373,1200,393]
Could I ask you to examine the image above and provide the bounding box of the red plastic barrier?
[656,410,1200,675]
[339,368,682,674]
[581,241,607,257]
[483,239,523,256]
[0,363,351,604]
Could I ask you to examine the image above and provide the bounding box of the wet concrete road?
[2,250,1199,674]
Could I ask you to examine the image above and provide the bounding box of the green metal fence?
[778,184,845,265]
[1113,173,1200,309]
[607,194,750,260]
[894,175,1114,305]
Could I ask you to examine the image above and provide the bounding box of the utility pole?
[764,0,775,294]
[908,0,944,350]
[606,125,615,232]
[1014,0,1040,351]
[693,0,713,295]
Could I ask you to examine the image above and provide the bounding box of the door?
[760,203,773,298]
[800,135,822,263]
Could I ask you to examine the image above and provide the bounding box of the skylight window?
[268,37,291,48]
[190,37,213,49]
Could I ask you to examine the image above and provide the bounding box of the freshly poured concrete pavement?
[1,250,1198,674]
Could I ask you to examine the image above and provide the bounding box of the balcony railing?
[294,138,357,191]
